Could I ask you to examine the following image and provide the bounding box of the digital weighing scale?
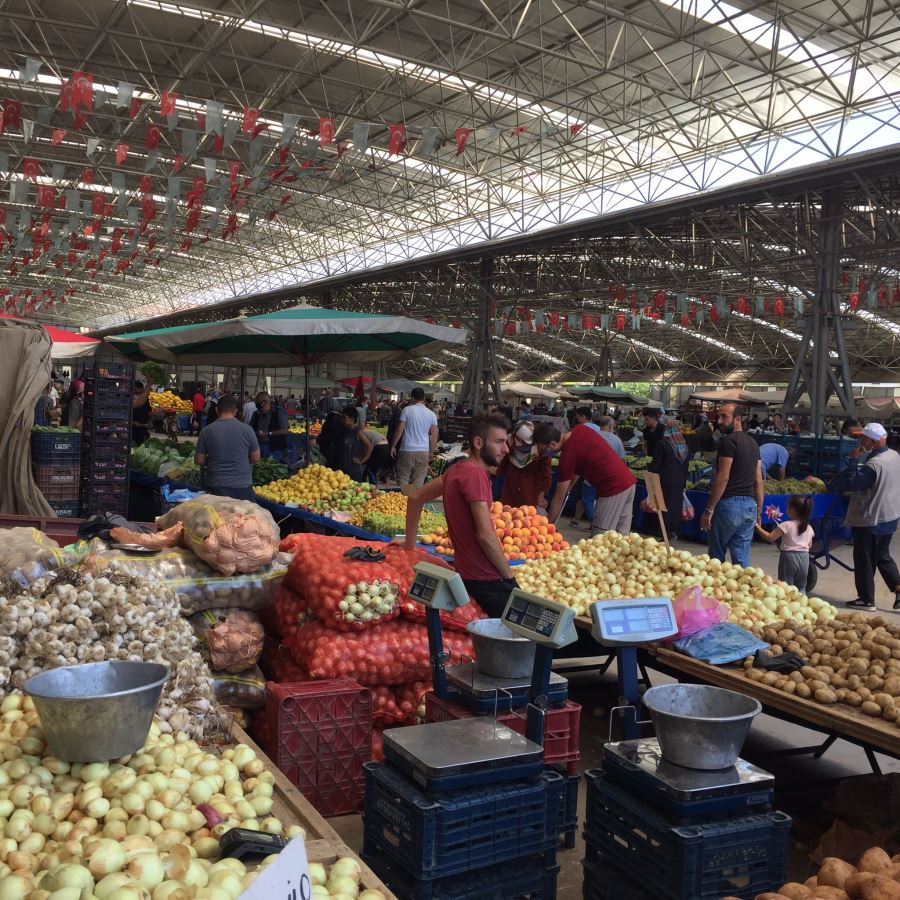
[588,598,777,824]
[383,567,577,792]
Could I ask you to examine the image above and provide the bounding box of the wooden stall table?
[231,723,396,897]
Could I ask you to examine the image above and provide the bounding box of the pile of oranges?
[422,502,569,560]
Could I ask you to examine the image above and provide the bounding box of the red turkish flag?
[160,91,178,117]
[22,158,39,181]
[213,133,224,154]
[173,154,186,173]
[570,123,585,137]
[116,143,128,164]
[91,193,106,215]
[319,117,335,146]
[59,79,73,112]
[229,160,240,183]
[71,71,94,108]
[455,128,472,156]
[192,177,206,196]
[2,100,21,131]
[849,292,860,310]
[615,313,626,331]
[387,125,406,155]
[129,97,143,119]
[139,175,152,194]
[241,107,259,133]
[145,124,161,149]
[81,167,94,185]
[196,111,205,131]
[141,195,156,221]
[50,128,65,146]
[511,125,526,136]
[38,187,56,208]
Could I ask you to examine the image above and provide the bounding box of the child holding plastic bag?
[754,494,814,591]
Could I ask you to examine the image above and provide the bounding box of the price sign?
[237,836,311,900]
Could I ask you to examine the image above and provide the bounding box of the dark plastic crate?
[362,844,559,900]
[31,431,81,465]
[48,501,81,518]
[582,856,648,900]
[82,417,131,436]
[584,771,789,900]
[256,679,372,817]
[424,693,581,769]
[546,765,579,848]
[363,762,561,879]
[34,465,80,488]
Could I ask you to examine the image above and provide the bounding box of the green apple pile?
[515,531,836,624]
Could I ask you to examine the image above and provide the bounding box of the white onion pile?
[339,581,400,625]
[515,532,835,626]
[0,569,214,737]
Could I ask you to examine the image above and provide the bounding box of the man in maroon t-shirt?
[538,422,637,535]
[402,412,518,617]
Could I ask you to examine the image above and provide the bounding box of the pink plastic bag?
[671,585,729,639]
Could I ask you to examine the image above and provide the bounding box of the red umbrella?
[0,314,99,358]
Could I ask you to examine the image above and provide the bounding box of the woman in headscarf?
[642,408,690,537]
[497,422,553,511]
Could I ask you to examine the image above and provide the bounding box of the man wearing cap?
[498,422,553,510]
[839,423,900,611]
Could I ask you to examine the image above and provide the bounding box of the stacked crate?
[81,360,134,518]
[31,430,82,518]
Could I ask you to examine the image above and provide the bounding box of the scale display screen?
[410,575,438,602]
[410,562,469,611]
[501,590,576,648]
[590,598,678,645]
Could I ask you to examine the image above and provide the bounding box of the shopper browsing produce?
[250,391,290,461]
[60,377,84,430]
[701,402,763,567]
[836,422,900,611]
[401,412,518,616]
[336,405,373,481]
[759,441,790,480]
[540,421,637,535]
[754,494,814,590]
[131,379,152,445]
[195,394,261,501]
[642,406,690,538]
[359,426,391,481]
[497,422,553,510]
[391,387,439,493]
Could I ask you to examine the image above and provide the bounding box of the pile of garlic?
[0,694,307,898]
[0,569,214,738]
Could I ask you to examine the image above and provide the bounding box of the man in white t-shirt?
[390,388,438,493]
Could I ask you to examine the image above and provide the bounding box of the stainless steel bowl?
[466,618,536,679]
[642,683,761,770]
[25,661,169,762]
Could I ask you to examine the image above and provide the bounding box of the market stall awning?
[570,385,650,404]
[0,315,99,359]
[378,378,430,395]
[689,388,785,405]
[106,306,468,367]
[501,382,560,399]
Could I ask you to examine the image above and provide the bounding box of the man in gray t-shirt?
[195,395,261,501]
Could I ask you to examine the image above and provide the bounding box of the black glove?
[753,649,807,672]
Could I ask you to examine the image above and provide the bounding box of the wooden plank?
[651,647,900,757]
[230,722,344,848]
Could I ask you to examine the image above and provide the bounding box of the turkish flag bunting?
[173,154,186,173]
[129,97,142,119]
[81,167,94,185]
[160,91,178,116]
[73,110,89,130]
[511,126,526,136]
[91,193,105,215]
[139,175,152,194]
[242,107,259,133]
[71,71,94,108]
[3,100,21,131]
[145,124,161,149]
[180,239,192,252]
[387,124,406,155]
[455,128,472,156]
[22,158,39,181]
[51,128,65,146]
[196,112,206,131]
[116,143,128,164]
[252,123,267,139]
[319,117,335,146]
[193,177,206,196]
[229,161,240,183]
[213,133,224,154]
[141,196,156,221]
[111,232,121,254]
[38,187,56,208]
[59,79,73,112]
[570,123,585,137]
[68,250,77,264]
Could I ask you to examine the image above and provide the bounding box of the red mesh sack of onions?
[284,619,474,686]
[370,686,406,726]
[268,584,312,640]
[258,635,309,683]
[393,681,431,724]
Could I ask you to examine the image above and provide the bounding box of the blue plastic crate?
[48,501,81,519]
[363,762,561,879]
[31,431,81,465]
[582,856,649,900]
[584,771,789,900]
[362,843,558,900]
[546,765,579,848]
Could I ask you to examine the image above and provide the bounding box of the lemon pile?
[149,390,192,413]
[255,464,352,506]
[349,491,407,526]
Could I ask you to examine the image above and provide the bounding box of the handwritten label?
[238,836,311,900]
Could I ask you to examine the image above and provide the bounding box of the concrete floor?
[330,528,900,898]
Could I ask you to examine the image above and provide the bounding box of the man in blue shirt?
[837,423,900,611]
[759,443,790,480]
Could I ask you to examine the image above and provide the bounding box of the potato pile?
[735,847,900,899]
[743,613,900,725]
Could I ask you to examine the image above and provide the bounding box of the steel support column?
[782,189,855,434]
[460,256,502,411]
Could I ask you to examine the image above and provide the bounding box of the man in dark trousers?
[401,412,517,617]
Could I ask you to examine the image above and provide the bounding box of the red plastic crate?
[425,692,581,773]
[34,464,80,500]
[257,680,372,817]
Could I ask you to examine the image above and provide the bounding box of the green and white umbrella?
[106,306,467,367]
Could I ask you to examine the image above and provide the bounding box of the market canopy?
[689,388,785,405]
[0,316,99,359]
[501,382,560,400]
[570,385,650,405]
[277,376,339,390]
[378,378,430,395]
[106,306,469,367]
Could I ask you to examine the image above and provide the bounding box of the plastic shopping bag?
[671,585,729,639]
[682,493,695,521]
